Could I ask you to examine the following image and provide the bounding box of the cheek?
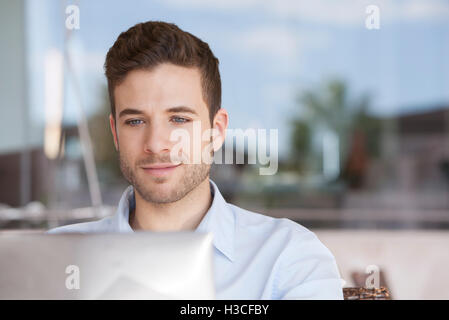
[118,134,142,160]
[187,129,213,163]
[119,127,146,145]
[169,127,194,156]
[200,137,215,163]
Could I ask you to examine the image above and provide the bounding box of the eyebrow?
[166,106,198,116]
[118,106,198,118]
[118,108,144,118]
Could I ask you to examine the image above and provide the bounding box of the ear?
[211,108,228,151]
[109,114,119,151]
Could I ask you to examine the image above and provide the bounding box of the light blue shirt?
[47,179,343,299]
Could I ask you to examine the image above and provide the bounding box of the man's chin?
[135,185,178,203]
[129,163,210,204]
[134,176,182,203]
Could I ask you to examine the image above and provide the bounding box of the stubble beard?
[118,150,211,204]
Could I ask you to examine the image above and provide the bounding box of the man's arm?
[274,231,344,300]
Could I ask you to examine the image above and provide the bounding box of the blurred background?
[1,0,449,299]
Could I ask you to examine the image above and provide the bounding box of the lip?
[141,163,181,177]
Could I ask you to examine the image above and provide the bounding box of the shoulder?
[228,203,316,239]
[227,205,342,299]
[224,203,342,299]
[46,216,114,234]
[228,203,337,263]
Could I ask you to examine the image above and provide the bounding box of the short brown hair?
[104,21,221,123]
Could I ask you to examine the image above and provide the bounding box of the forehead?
[114,63,207,115]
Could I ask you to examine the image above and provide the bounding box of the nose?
[143,121,171,155]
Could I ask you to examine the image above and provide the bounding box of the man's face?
[109,63,224,204]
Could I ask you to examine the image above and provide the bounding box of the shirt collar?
[112,179,235,262]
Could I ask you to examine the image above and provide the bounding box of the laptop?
[0,231,215,299]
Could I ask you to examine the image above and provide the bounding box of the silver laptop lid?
[0,232,215,300]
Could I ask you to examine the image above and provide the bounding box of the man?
[48,21,343,299]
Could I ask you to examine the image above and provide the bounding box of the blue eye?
[171,117,189,124]
[125,119,144,126]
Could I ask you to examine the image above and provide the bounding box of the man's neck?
[129,178,212,232]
